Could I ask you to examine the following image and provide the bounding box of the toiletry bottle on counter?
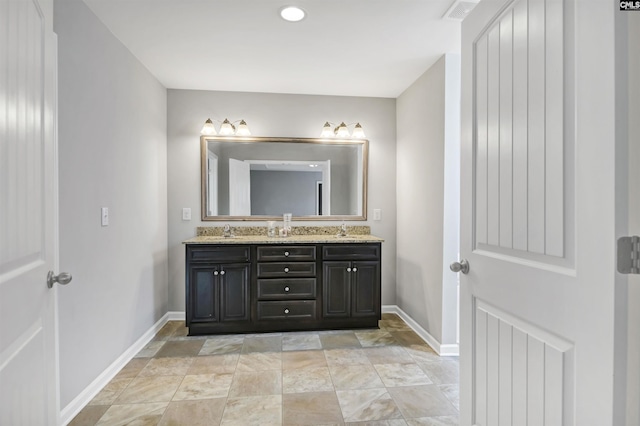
[267,221,276,238]
[283,213,292,237]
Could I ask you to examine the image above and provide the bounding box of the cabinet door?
[351,261,380,318]
[219,263,250,323]
[323,261,351,318]
[190,266,219,323]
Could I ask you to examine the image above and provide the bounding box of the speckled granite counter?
[183,234,384,244]
[196,225,373,237]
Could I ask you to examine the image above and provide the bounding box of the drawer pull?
[214,271,219,276]
[284,267,289,273]
[352,267,357,272]
[284,286,290,292]
[284,308,290,314]
[347,267,352,272]
[220,270,225,275]
[284,251,290,257]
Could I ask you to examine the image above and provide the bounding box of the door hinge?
[617,236,640,274]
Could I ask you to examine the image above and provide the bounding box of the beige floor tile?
[172,373,233,400]
[236,352,282,372]
[283,367,334,393]
[158,398,226,426]
[364,346,415,364]
[115,358,150,379]
[241,335,282,353]
[114,376,183,404]
[68,405,109,426]
[89,377,132,405]
[438,384,459,410]
[347,420,408,426]
[282,333,322,351]
[283,391,344,425]
[187,354,239,375]
[96,402,168,425]
[154,321,183,341]
[324,348,371,366]
[320,332,362,349]
[228,370,282,397]
[329,364,384,390]
[403,345,441,363]
[135,341,166,358]
[374,363,433,387]
[199,337,244,355]
[406,416,459,425]
[389,331,426,347]
[388,385,458,418]
[336,388,403,423]
[139,357,193,377]
[282,350,328,370]
[355,330,397,347]
[418,360,459,385]
[155,340,205,358]
[221,395,282,426]
[379,319,412,332]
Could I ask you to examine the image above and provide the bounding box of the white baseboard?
[167,311,185,321]
[382,305,459,357]
[59,312,173,425]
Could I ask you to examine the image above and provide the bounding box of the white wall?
[626,14,640,426]
[396,54,460,349]
[55,0,168,408]
[167,89,397,312]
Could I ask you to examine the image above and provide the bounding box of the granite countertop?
[183,234,384,244]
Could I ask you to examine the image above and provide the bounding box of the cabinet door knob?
[214,271,219,276]
[347,267,352,272]
[284,308,290,314]
[284,251,290,257]
[284,286,290,292]
[284,267,289,273]
[353,267,357,272]
[220,270,225,275]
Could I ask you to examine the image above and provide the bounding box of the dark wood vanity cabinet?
[185,242,381,335]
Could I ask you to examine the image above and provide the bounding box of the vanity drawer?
[257,300,317,320]
[257,262,316,278]
[322,244,380,261]
[187,245,251,263]
[257,278,317,300]
[256,246,316,262]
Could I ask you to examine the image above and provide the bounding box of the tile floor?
[69,314,459,426]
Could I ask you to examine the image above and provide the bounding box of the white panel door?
[0,0,59,424]
[229,158,251,216]
[459,0,620,425]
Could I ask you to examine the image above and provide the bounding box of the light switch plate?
[182,208,192,221]
[101,207,109,227]
[373,209,381,221]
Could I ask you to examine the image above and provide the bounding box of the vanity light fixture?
[280,6,306,22]
[320,121,366,139]
[200,118,251,136]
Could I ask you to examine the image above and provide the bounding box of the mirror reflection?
[201,136,368,220]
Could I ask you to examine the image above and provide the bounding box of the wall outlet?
[101,207,109,227]
[182,208,192,221]
[373,208,381,221]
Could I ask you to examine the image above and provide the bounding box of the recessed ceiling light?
[280,6,306,22]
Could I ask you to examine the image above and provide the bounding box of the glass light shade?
[201,118,216,135]
[219,119,235,136]
[321,122,334,138]
[235,120,251,136]
[351,123,366,139]
[336,122,350,138]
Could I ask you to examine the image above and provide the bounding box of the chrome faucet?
[339,223,348,237]
[222,224,234,238]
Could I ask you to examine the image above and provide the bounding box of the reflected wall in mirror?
[201,136,368,221]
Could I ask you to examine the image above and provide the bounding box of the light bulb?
[201,118,216,135]
[280,6,306,22]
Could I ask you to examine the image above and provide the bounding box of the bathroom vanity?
[183,233,383,335]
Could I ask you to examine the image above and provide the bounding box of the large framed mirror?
[201,136,368,221]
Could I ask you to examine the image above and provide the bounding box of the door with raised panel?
[0,0,59,423]
[459,0,622,424]
[351,261,380,318]
[219,263,250,322]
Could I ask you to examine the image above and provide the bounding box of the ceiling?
[82,0,461,98]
